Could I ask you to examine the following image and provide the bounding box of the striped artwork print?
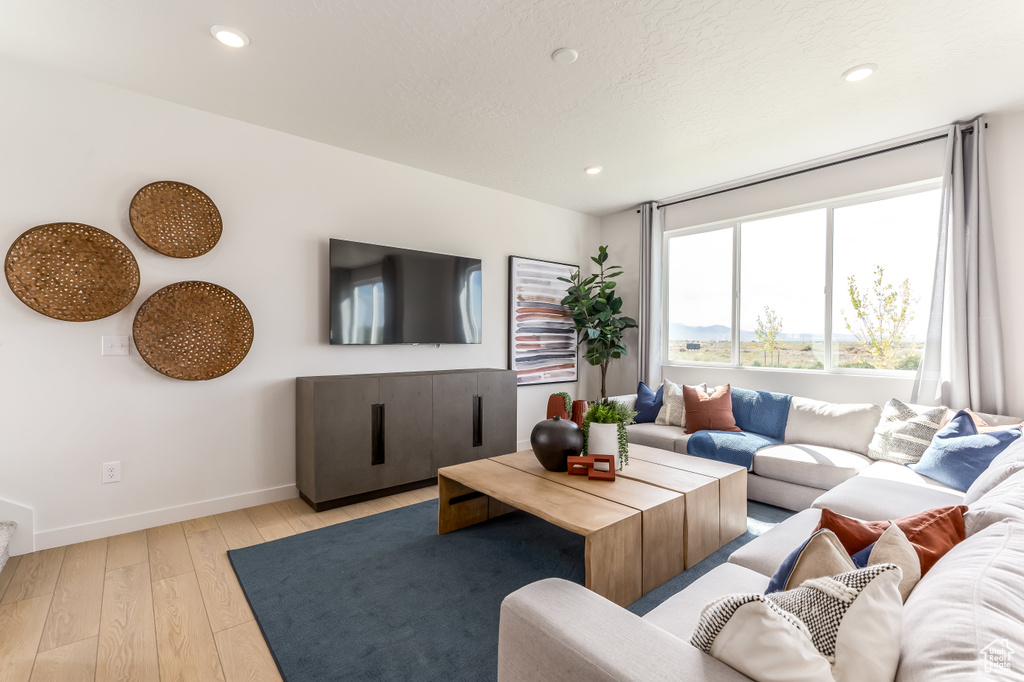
[508,256,579,386]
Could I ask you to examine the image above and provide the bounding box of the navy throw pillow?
[634,382,663,423]
[909,410,1022,492]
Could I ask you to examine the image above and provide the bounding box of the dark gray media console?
[296,368,517,511]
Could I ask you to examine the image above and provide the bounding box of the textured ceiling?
[2,1,1023,216]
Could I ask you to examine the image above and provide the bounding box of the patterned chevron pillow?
[868,398,949,464]
[691,564,903,682]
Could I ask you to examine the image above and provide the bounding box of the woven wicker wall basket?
[133,281,254,381]
[4,222,140,321]
[129,181,222,258]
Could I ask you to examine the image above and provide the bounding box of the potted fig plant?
[582,399,637,470]
[559,245,637,399]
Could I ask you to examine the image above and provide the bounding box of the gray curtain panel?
[638,202,664,387]
[913,117,1006,414]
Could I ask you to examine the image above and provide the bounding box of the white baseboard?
[32,484,299,552]
[517,439,531,451]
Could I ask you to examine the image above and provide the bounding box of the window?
[665,182,941,373]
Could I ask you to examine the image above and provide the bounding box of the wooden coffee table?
[437,444,746,606]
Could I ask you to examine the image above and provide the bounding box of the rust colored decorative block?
[567,455,594,476]
[588,455,615,481]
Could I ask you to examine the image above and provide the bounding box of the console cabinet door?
[313,377,379,502]
[378,374,434,486]
[478,370,517,457]
[432,372,480,468]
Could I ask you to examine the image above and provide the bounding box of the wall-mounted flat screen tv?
[329,239,482,345]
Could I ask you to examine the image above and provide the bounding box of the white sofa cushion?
[964,437,1024,505]
[812,476,964,521]
[896,519,1024,681]
[964,468,1024,537]
[625,423,688,452]
[784,397,881,455]
[753,444,872,490]
[856,460,959,493]
[729,509,823,577]
[643,563,770,640]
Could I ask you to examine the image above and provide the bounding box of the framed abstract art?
[508,256,578,386]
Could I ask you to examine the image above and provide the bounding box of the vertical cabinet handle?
[372,403,385,465]
[473,395,483,447]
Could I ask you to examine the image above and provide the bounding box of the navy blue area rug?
[229,499,792,682]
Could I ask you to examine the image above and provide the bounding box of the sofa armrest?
[498,578,751,682]
[608,394,638,410]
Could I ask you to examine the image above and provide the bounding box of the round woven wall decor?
[133,281,254,381]
[4,222,140,321]
[129,181,222,258]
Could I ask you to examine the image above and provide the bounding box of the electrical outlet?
[102,461,121,484]
[101,336,130,356]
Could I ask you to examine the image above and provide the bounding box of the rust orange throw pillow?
[814,506,967,575]
[683,384,742,434]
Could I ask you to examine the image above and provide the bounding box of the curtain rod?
[657,124,975,210]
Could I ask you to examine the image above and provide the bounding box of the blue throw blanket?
[685,387,792,469]
[731,387,792,441]
[687,431,782,470]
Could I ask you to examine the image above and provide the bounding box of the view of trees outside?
[738,209,825,369]
[832,189,939,370]
[666,227,733,363]
[666,186,940,371]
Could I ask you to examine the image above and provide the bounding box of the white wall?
[598,208,642,397]
[601,116,1024,413]
[0,59,599,551]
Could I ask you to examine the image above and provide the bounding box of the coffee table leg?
[438,473,490,534]
[585,514,642,607]
[719,470,748,544]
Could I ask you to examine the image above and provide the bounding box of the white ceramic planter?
[587,422,623,470]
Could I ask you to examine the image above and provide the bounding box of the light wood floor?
[0,486,439,682]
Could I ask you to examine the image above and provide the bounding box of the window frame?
[662,178,942,377]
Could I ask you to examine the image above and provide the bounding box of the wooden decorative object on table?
[129,181,222,258]
[588,454,615,481]
[133,281,253,381]
[571,400,588,428]
[4,222,140,321]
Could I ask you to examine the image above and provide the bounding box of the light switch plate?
[101,336,130,356]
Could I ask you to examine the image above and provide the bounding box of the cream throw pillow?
[866,523,922,602]
[655,379,706,428]
[693,564,904,682]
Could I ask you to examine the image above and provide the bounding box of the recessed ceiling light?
[585,166,602,175]
[842,63,877,82]
[551,48,579,65]
[211,25,249,48]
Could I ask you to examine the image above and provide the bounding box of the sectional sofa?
[497,391,1024,681]
[499,440,1024,681]
[614,389,1019,511]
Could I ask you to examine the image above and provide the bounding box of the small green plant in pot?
[582,399,637,470]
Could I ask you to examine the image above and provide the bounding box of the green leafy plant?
[581,399,637,466]
[754,306,783,367]
[559,246,638,399]
[842,265,918,370]
[551,391,572,416]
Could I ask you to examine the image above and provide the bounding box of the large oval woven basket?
[133,281,253,381]
[4,222,140,321]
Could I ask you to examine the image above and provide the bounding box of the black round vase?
[530,416,584,472]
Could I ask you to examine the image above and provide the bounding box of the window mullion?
[825,207,834,371]
[732,223,741,366]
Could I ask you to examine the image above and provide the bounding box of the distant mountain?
[669,323,865,344]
